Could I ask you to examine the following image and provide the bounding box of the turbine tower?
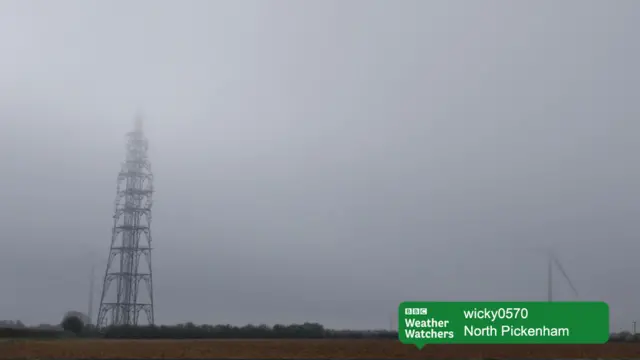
[96,116,155,327]
[546,250,578,302]
[88,264,95,325]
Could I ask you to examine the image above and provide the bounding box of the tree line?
[85,323,397,339]
[5,316,640,342]
[54,316,394,339]
[87,326,640,342]
[65,322,640,342]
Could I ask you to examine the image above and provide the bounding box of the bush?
[61,316,84,335]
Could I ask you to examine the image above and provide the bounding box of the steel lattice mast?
[96,116,155,327]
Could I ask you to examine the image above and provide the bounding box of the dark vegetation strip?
[4,315,640,342]
[2,320,639,343]
[2,322,398,339]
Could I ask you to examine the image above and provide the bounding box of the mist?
[0,0,638,332]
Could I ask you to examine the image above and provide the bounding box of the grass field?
[2,339,640,359]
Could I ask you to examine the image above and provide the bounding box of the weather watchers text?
[398,302,609,348]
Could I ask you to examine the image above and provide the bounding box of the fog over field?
[0,0,639,331]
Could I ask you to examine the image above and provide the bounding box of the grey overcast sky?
[0,0,639,331]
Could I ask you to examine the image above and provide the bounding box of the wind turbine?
[546,250,579,302]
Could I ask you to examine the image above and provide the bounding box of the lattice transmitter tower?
[96,117,155,327]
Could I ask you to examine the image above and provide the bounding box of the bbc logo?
[404,307,428,315]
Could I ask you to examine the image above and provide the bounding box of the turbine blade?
[552,255,579,298]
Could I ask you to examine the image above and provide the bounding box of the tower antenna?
[96,116,155,327]
[134,112,143,133]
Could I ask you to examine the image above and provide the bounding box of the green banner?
[398,301,609,348]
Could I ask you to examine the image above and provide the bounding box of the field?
[2,339,640,359]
